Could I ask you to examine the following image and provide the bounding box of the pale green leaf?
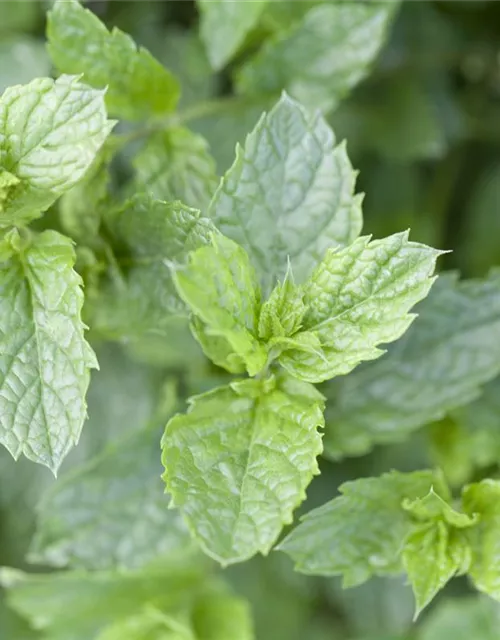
[0,230,97,473]
[323,271,500,459]
[237,2,398,111]
[198,0,268,71]
[279,232,441,383]
[403,521,470,617]
[172,234,267,376]
[0,74,113,226]
[278,470,447,585]
[133,128,218,212]
[0,561,205,640]
[162,375,324,565]
[462,480,500,602]
[47,0,180,120]
[28,430,193,571]
[418,597,500,640]
[258,272,306,341]
[93,196,215,346]
[402,489,478,529]
[190,316,246,375]
[208,93,362,290]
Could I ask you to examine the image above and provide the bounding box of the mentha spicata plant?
[2,1,500,638]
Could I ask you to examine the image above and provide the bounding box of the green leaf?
[93,196,215,345]
[133,128,218,212]
[59,141,115,246]
[172,234,267,376]
[401,489,477,617]
[402,520,470,617]
[162,374,324,565]
[237,2,398,112]
[279,232,441,383]
[190,316,246,375]
[96,606,193,640]
[0,230,97,473]
[278,470,447,585]
[47,0,180,120]
[0,561,205,640]
[418,597,500,640]
[323,271,500,459]
[0,74,113,226]
[208,93,363,290]
[198,0,268,71]
[258,272,306,341]
[28,429,193,571]
[462,480,500,601]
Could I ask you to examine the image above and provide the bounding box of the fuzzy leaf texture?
[198,0,268,71]
[208,93,363,291]
[278,470,448,586]
[0,230,97,473]
[323,270,500,459]
[162,375,324,565]
[278,232,442,383]
[172,234,268,376]
[28,430,193,571]
[47,0,180,120]
[237,1,398,111]
[0,74,113,226]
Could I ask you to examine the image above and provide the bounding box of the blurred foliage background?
[1,0,500,638]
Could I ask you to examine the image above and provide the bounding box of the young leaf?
[237,2,398,112]
[279,232,442,383]
[401,490,477,616]
[257,273,306,341]
[0,230,97,473]
[190,316,246,375]
[198,0,268,71]
[0,74,113,226]
[47,0,179,120]
[278,470,447,585]
[322,270,500,459]
[172,234,268,376]
[133,128,218,212]
[28,430,193,572]
[462,480,500,601]
[402,521,470,618]
[208,93,362,290]
[162,375,324,565]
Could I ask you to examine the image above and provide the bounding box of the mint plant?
[2,1,500,638]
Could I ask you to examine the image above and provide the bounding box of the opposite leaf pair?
[161,211,442,564]
[172,231,443,384]
[281,471,500,617]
